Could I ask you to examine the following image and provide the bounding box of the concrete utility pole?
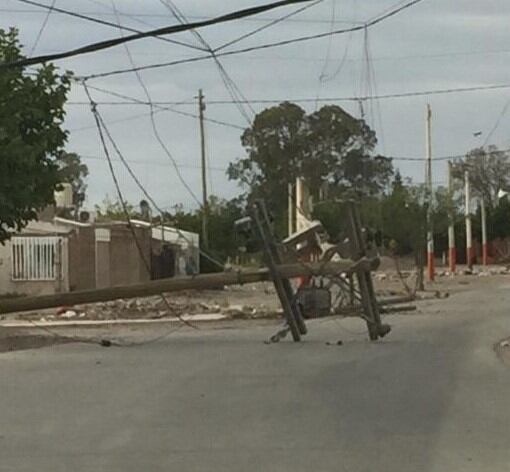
[481,196,488,266]
[288,182,294,237]
[425,104,434,281]
[295,177,311,232]
[465,170,473,269]
[447,161,456,273]
[198,89,208,249]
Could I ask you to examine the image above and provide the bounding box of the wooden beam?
[0,258,379,315]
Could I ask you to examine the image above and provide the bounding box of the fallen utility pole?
[0,259,379,315]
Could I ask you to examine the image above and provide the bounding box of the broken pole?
[0,259,379,315]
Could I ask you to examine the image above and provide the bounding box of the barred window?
[11,237,63,281]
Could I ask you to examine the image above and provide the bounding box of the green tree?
[0,28,72,242]
[452,146,510,208]
[167,196,244,272]
[228,102,393,234]
[95,196,136,221]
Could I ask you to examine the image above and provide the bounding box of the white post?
[465,170,473,269]
[447,161,456,272]
[296,177,310,232]
[288,182,294,237]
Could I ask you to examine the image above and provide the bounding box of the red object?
[448,247,456,273]
[427,251,435,281]
[56,306,73,315]
[482,243,488,267]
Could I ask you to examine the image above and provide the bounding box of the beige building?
[0,217,200,297]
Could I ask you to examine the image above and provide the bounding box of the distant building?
[0,216,200,297]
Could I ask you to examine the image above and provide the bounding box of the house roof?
[130,219,199,248]
[22,220,73,236]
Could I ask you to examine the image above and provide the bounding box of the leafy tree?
[452,146,510,208]
[0,28,72,242]
[166,196,244,272]
[56,152,89,213]
[95,196,136,221]
[228,102,393,233]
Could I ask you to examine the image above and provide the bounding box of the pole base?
[448,247,456,273]
[427,251,435,281]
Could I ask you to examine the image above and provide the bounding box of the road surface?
[1,279,509,471]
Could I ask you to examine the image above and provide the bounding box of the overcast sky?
[2,0,510,211]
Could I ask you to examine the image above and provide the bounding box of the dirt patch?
[494,338,510,367]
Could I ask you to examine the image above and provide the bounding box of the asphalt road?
[1,280,510,471]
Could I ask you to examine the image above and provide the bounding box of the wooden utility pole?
[198,89,209,249]
[447,161,456,273]
[425,104,435,281]
[0,260,379,315]
[465,170,473,269]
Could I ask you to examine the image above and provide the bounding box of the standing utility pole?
[288,182,294,237]
[481,196,488,266]
[465,170,473,269]
[425,104,434,281]
[198,89,208,249]
[447,161,456,273]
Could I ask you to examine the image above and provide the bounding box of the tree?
[228,102,392,233]
[452,146,510,208]
[55,152,89,213]
[0,28,72,242]
[94,196,136,221]
[167,196,244,272]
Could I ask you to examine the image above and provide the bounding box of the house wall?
[108,226,151,287]
[68,227,96,291]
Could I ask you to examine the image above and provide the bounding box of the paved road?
[1,282,510,471]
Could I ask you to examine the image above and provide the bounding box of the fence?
[11,236,66,281]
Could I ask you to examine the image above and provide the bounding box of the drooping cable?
[29,0,56,56]
[3,0,317,69]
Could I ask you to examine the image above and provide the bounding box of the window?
[11,237,64,281]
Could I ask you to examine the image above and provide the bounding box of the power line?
[82,0,427,80]
[83,83,226,271]
[483,97,510,147]
[80,154,228,172]
[2,7,364,24]
[28,0,56,56]
[83,85,201,336]
[15,0,204,51]
[158,0,255,125]
[108,0,202,208]
[214,0,324,52]
[71,82,245,130]
[3,0,317,69]
[66,83,510,107]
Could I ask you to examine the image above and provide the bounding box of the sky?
[2,0,510,212]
